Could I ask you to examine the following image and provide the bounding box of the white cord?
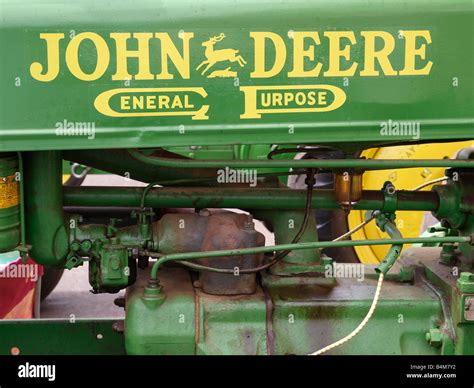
[332,216,375,242]
[412,176,447,191]
[307,174,445,355]
[309,272,384,355]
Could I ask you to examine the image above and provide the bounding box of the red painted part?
[0,257,43,319]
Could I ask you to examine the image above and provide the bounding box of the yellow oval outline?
[94,87,209,119]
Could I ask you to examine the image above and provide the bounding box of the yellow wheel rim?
[348,141,474,264]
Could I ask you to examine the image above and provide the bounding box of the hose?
[309,272,384,355]
[309,213,401,355]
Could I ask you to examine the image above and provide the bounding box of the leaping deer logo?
[196,33,247,77]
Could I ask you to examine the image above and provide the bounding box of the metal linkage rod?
[148,236,470,281]
[63,187,439,212]
[129,149,474,170]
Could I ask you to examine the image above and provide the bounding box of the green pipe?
[24,152,69,266]
[63,187,439,212]
[64,149,220,186]
[374,218,403,275]
[149,236,470,280]
[253,209,320,264]
[129,149,474,170]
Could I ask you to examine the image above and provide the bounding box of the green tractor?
[0,0,473,356]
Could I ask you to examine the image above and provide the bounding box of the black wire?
[178,169,315,274]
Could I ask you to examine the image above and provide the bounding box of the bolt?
[425,328,443,347]
[70,241,81,251]
[110,256,120,270]
[143,279,163,299]
[440,244,456,264]
[81,240,92,252]
[399,266,415,282]
[385,183,396,195]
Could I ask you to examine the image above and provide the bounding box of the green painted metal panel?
[0,0,472,151]
[0,319,126,355]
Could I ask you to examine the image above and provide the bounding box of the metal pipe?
[149,236,470,280]
[374,218,403,275]
[24,152,69,266]
[129,149,474,170]
[63,186,439,212]
[64,149,244,186]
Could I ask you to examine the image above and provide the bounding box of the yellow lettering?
[110,32,154,81]
[120,96,130,110]
[132,96,144,110]
[171,95,183,109]
[155,32,194,80]
[66,32,110,81]
[324,31,358,77]
[184,95,194,108]
[30,33,65,82]
[273,93,283,106]
[158,95,170,109]
[399,30,432,75]
[319,91,327,105]
[360,31,397,76]
[288,32,322,78]
[146,95,156,109]
[250,32,286,78]
[284,92,294,105]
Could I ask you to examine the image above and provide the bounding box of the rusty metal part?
[157,211,265,295]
